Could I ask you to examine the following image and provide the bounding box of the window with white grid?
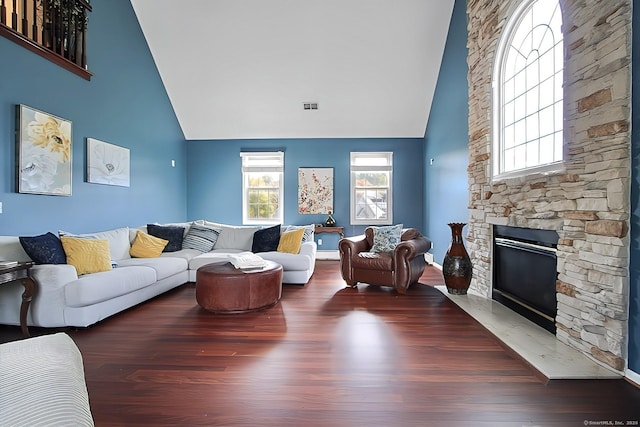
[240,152,284,225]
[350,152,393,225]
[493,0,563,178]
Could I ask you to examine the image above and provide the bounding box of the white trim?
[316,250,340,261]
[492,161,565,182]
[350,151,393,225]
[626,368,640,387]
[424,252,434,265]
[241,151,284,224]
[492,0,563,178]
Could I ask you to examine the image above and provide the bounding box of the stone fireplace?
[466,0,631,371]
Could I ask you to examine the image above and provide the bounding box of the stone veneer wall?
[466,0,631,371]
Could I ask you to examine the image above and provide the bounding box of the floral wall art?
[87,138,130,187]
[298,167,333,214]
[16,104,72,196]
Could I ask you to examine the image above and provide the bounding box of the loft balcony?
[0,0,92,80]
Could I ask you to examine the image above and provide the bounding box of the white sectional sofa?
[0,333,94,426]
[0,221,316,328]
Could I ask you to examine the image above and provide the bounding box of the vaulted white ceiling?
[130,0,454,140]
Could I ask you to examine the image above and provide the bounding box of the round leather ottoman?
[196,261,283,314]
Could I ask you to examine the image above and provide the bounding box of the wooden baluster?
[64,0,70,60]
[45,0,51,48]
[73,12,79,65]
[64,0,70,59]
[12,0,17,29]
[41,0,46,47]
[77,0,88,68]
[51,0,62,53]
[61,0,67,58]
[80,9,86,68]
[56,0,62,55]
[68,4,74,62]
[1,0,6,25]
[21,0,27,36]
[55,0,61,55]
[32,0,38,43]
[47,0,53,49]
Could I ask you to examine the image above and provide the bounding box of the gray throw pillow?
[182,224,221,252]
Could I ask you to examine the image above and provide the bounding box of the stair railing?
[0,0,92,80]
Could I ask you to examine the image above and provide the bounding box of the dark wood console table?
[0,262,36,337]
[315,226,345,239]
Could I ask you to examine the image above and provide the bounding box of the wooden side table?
[0,262,36,337]
[314,226,345,239]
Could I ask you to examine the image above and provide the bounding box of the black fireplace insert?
[492,226,559,333]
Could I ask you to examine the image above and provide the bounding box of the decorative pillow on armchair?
[370,224,404,253]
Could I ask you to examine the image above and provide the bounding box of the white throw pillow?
[203,221,260,251]
[59,227,131,260]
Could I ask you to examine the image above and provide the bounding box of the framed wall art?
[298,167,333,214]
[87,138,130,187]
[16,104,72,196]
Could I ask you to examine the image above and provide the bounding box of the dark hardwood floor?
[2,261,640,426]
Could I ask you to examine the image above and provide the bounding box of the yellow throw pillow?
[60,236,112,275]
[130,230,169,258]
[277,228,305,254]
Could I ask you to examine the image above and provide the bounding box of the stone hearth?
[437,286,619,379]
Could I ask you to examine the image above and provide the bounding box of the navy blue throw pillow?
[146,224,185,252]
[251,224,281,253]
[19,232,67,264]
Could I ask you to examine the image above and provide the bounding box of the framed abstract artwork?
[16,104,72,196]
[87,138,130,187]
[298,167,333,214]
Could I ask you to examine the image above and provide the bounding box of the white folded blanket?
[227,252,267,270]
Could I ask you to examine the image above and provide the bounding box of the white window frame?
[350,152,393,225]
[240,152,284,225]
[492,0,564,180]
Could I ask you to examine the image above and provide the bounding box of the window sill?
[351,221,393,226]
[492,162,565,183]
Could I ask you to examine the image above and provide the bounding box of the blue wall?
[187,138,425,249]
[423,0,469,264]
[0,0,186,236]
[629,0,639,375]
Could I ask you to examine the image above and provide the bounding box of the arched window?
[492,0,563,178]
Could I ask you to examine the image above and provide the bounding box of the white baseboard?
[626,368,640,387]
[316,250,340,260]
[424,252,434,264]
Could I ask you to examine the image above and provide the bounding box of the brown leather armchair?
[339,228,432,294]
